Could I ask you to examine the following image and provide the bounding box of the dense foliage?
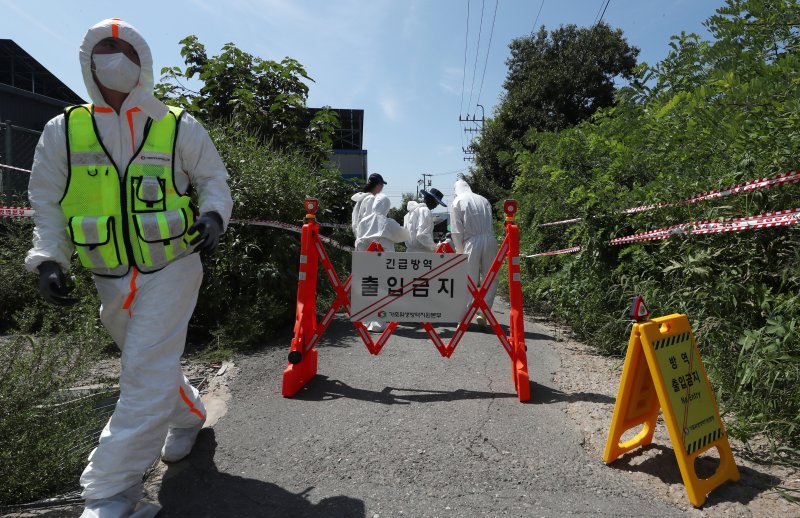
[471,23,639,199]
[156,36,340,164]
[486,0,800,451]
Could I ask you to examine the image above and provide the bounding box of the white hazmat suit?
[450,179,498,312]
[355,194,409,251]
[351,191,375,240]
[403,201,437,252]
[25,18,233,512]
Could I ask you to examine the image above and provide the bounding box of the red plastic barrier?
[282,199,530,402]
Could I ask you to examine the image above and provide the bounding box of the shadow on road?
[293,375,517,405]
[529,381,616,405]
[608,444,781,507]
[158,429,365,518]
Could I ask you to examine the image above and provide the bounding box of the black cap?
[363,173,388,192]
[421,187,447,207]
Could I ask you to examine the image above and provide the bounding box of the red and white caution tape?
[0,163,33,174]
[525,246,582,258]
[230,218,354,252]
[529,208,800,256]
[623,170,800,214]
[609,207,800,246]
[0,206,35,218]
[537,218,583,228]
[537,169,800,227]
[0,209,355,252]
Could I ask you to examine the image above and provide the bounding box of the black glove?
[38,260,78,306]
[188,211,224,255]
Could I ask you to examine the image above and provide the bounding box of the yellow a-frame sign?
[603,313,740,507]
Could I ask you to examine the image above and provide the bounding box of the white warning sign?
[350,252,469,323]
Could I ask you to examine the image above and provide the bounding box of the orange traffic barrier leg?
[282,200,321,397]
[504,201,530,402]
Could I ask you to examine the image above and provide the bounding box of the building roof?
[0,39,84,104]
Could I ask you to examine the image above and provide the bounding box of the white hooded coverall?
[25,19,233,500]
[351,191,375,240]
[355,194,409,251]
[403,201,437,252]
[450,180,498,311]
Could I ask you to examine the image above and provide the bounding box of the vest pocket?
[132,209,189,266]
[131,176,167,213]
[67,215,122,269]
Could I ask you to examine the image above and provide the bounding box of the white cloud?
[1,0,69,44]
[439,66,463,96]
[437,145,456,156]
[380,97,400,121]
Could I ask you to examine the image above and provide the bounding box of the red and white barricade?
[282,199,531,402]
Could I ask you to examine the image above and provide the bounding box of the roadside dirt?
[542,316,800,517]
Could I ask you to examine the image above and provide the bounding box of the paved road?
[157,301,683,517]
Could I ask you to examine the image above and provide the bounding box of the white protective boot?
[81,483,160,518]
[161,419,205,463]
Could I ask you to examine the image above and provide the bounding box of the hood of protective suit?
[79,18,168,120]
[454,179,473,197]
[352,192,372,203]
[406,200,422,212]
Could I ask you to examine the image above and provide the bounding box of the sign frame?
[603,314,739,507]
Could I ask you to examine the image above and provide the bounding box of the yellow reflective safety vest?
[60,104,198,276]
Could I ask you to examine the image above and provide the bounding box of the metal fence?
[0,121,40,205]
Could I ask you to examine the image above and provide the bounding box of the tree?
[155,36,338,164]
[387,192,417,224]
[472,23,639,193]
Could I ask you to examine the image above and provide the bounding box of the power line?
[594,0,610,25]
[598,0,611,24]
[466,0,486,116]
[474,0,499,111]
[459,0,471,117]
[530,0,545,36]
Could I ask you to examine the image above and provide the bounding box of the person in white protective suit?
[403,187,446,252]
[25,19,233,517]
[355,194,410,332]
[351,172,387,244]
[355,194,410,251]
[450,179,498,326]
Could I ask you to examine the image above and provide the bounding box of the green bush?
[506,0,800,453]
[0,305,109,505]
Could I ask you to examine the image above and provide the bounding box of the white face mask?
[92,52,140,93]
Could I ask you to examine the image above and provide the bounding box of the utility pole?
[417,173,433,198]
[459,104,485,162]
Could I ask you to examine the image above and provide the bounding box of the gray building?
[0,39,85,202]
[309,108,367,183]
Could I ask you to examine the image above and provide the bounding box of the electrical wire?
[466,0,486,116]
[474,0,499,112]
[530,0,545,36]
[598,0,611,24]
[459,0,471,117]
[594,0,610,25]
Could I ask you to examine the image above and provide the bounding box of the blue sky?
[1,0,722,209]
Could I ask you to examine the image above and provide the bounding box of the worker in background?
[404,188,446,252]
[355,193,410,332]
[355,193,410,252]
[351,173,387,244]
[25,19,232,517]
[450,179,497,326]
